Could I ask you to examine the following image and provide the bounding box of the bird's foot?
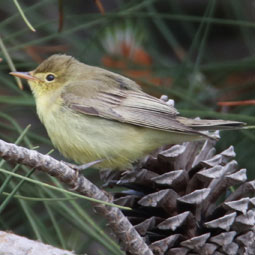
[61,159,104,190]
[62,159,104,172]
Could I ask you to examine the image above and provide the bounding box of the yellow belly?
[40,106,151,168]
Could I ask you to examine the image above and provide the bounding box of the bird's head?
[10,54,80,97]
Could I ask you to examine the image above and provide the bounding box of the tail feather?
[177,117,245,131]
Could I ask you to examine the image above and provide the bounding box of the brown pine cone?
[101,136,255,255]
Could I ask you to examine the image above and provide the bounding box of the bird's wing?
[176,117,245,130]
[61,78,200,135]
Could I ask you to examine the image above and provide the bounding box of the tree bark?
[0,139,153,255]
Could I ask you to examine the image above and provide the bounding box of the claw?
[61,159,104,172]
[76,159,104,171]
[65,159,104,191]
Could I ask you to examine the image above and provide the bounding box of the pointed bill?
[9,71,38,81]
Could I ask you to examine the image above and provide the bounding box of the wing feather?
[61,72,243,137]
[61,78,201,135]
[59,72,205,135]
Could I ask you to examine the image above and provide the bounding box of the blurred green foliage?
[0,0,255,254]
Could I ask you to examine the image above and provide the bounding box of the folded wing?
[61,77,200,135]
[61,74,244,136]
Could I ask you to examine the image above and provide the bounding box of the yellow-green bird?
[10,54,244,169]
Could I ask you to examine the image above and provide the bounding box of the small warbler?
[10,54,244,169]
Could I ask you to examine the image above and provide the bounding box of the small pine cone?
[101,137,255,255]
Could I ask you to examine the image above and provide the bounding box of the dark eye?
[46,74,55,82]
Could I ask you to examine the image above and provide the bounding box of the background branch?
[0,139,153,255]
[0,231,75,255]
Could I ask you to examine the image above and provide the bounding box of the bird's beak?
[9,71,38,81]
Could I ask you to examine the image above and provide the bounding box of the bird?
[10,54,244,170]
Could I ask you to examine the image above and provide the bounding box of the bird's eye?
[46,74,55,82]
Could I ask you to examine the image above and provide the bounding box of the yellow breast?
[34,89,146,168]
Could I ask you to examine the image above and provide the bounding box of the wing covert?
[61,78,199,135]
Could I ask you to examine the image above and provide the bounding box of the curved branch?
[0,231,75,255]
[0,139,153,255]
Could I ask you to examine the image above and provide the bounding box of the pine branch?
[0,139,153,255]
[0,231,75,255]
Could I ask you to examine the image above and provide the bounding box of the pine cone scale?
[102,138,255,254]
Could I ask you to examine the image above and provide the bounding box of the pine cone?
[101,136,255,255]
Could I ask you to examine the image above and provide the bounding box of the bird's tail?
[176,117,245,131]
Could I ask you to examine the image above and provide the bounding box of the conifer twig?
[0,231,75,255]
[0,139,153,255]
[13,0,36,32]
[0,35,23,89]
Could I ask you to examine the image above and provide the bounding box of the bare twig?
[0,139,153,255]
[0,231,75,255]
[58,0,64,32]
[94,0,105,14]
[218,99,255,106]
